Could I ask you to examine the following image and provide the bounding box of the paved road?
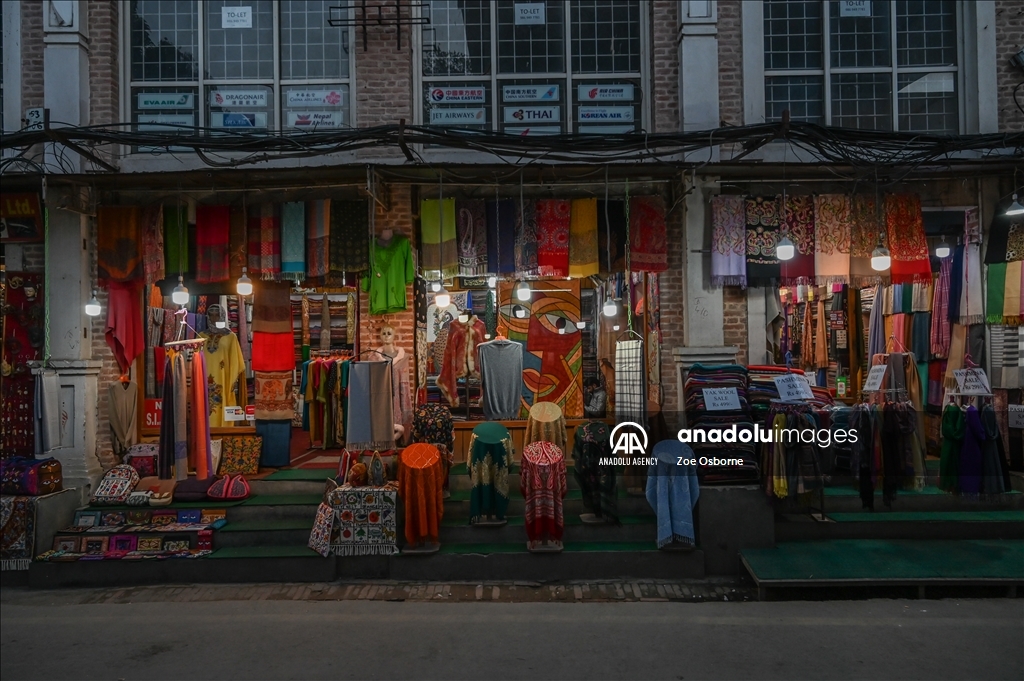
[1,591,1021,680]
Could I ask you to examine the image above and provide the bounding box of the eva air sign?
[610,422,648,456]
[138,93,194,110]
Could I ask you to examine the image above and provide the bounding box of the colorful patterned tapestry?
[498,280,583,418]
[1,496,37,570]
[328,486,398,556]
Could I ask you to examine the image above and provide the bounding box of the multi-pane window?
[128,0,353,137]
[421,0,645,135]
[763,0,960,133]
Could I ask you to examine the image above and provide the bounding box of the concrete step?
[248,479,331,496]
[214,519,313,548]
[441,492,654,520]
[776,510,1024,542]
[820,486,1024,513]
[436,515,657,545]
[226,494,322,523]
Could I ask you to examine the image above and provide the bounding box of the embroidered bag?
[206,475,230,500]
[124,443,158,477]
[225,475,251,500]
[90,464,140,505]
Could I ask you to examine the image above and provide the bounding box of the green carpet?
[263,469,334,481]
[828,511,1024,523]
[449,463,520,476]
[824,486,947,497]
[445,487,631,503]
[218,520,313,532]
[238,494,322,506]
[435,540,658,555]
[208,545,323,559]
[742,539,1024,582]
[87,500,242,511]
[441,514,654,528]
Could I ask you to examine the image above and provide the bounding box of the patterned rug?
[1,496,37,570]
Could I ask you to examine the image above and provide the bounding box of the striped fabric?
[989,326,1024,389]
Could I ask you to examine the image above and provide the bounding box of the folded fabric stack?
[683,364,757,484]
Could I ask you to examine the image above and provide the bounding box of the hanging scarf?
[884,194,931,284]
[514,199,539,275]
[959,243,984,325]
[628,195,668,273]
[280,202,306,277]
[710,195,747,287]
[779,194,815,285]
[164,206,189,276]
[535,199,571,277]
[158,353,176,479]
[252,282,293,335]
[850,194,880,285]
[485,199,516,274]
[329,200,369,273]
[984,210,1024,263]
[247,203,281,278]
[1004,260,1022,326]
[812,194,852,284]
[195,205,230,283]
[305,199,330,277]
[97,206,142,283]
[172,350,189,481]
[456,199,488,275]
[568,198,599,278]
[598,200,627,274]
[105,281,145,375]
[947,245,964,322]
[815,297,829,370]
[744,196,782,286]
[987,262,1007,324]
[189,350,213,480]
[420,198,457,278]
[800,298,815,369]
[141,204,165,285]
[930,258,951,357]
[227,204,246,280]
[911,280,932,312]
[943,323,967,389]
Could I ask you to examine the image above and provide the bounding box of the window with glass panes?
[128,0,353,137]
[763,0,960,133]
[420,0,645,135]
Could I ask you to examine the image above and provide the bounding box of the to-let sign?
[703,387,741,411]
[514,2,545,25]
[773,374,814,401]
[222,6,252,28]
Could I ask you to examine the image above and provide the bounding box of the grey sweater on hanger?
[478,339,524,420]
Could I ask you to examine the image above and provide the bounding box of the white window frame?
[120,0,356,146]
[743,1,998,135]
[413,0,651,134]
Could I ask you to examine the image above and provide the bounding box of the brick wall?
[354,6,413,151]
[86,221,121,470]
[722,286,747,362]
[717,0,743,127]
[651,0,680,133]
[87,1,119,127]
[20,0,43,112]
[658,200,684,417]
[996,1,1024,133]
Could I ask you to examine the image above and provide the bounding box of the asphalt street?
[1,593,1021,680]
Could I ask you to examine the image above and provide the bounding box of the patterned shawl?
[987,262,1007,325]
[948,245,963,322]
[228,205,247,280]
[813,194,852,284]
[456,199,488,275]
[247,203,281,278]
[515,199,539,275]
[420,198,458,278]
[280,202,306,277]
[329,200,369,273]
[195,205,230,283]
[569,198,599,278]
[744,196,782,286]
[254,370,295,420]
[141,205,165,285]
[800,297,815,369]
[779,194,815,285]
[97,206,142,283]
[983,210,1024,264]
[306,199,330,278]
[929,258,951,358]
[885,194,931,284]
[536,199,571,277]
[628,196,668,273]
[485,199,516,274]
[1005,260,1022,326]
[252,281,293,334]
[598,200,626,275]
[959,243,984,325]
[710,195,747,288]
[164,206,189,276]
[850,194,880,285]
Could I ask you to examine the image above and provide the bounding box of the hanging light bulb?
[776,235,796,261]
[1006,194,1024,216]
[516,280,531,301]
[458,312,469,323]
[870,234,891,272]
[934,236,951,259]
[602,295,618,317]
[484,333,492,340]
[215,320,228,329]
[236,267,253,296]
[431,280,442,293]
[612,324,620,331]
[575,320,586,329]
[84,290,101,317]
[434,284,451,308]
[513,305,528,319]
[487,276,497,289]
[171,275,190,305]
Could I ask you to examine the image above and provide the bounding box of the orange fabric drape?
[398,444,444,545]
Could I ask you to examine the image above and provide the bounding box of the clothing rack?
[764,399,826,520]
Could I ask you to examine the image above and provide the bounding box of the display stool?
[398,443,444,553]
[467,421,514,526]
[524,401,567,456]
[521,441,567,552]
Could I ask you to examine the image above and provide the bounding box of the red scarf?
[536,199,571,277]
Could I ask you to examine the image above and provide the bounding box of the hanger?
[119,373,131,388]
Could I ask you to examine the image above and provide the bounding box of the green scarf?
[986,262,1007,324]
[938,403,964,493]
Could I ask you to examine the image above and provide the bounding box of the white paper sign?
[514,2,545,25]
[502,84,559,102]
[428,86,486,103]
[773,374,814,401]
[863,365,888,392]
[210,90,267,108]
[839,1,871,17]
[138,93,194,109]
[223,406,246,422]
[953,368,991,395]
[578,84,634,101]
[703,387,741,411]
[1009,405,1024,429]
[221,6,252,28]
[429,108,487,125]
[504,106,560,123]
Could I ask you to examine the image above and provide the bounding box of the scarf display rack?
[159,338,213,481]
[762,399,826,518]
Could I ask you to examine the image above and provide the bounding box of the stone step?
[819,486,1024,513]
[776,510,1024,542]
[225,494,323,523]
[436,514,657,545]
[214,519,313,548]
[442,490,654,520]
[248,479,331,496]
